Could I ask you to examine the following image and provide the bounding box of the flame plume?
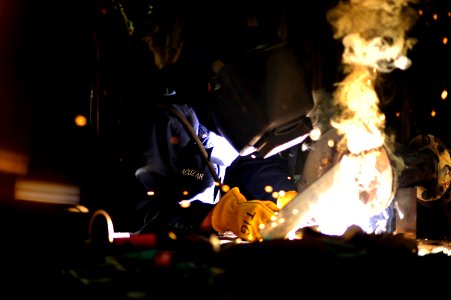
[327,0,418,154]
[260,0,420,239]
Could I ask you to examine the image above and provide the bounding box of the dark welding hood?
[210,41,314,158]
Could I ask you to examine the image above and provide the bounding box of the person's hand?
[276,190,298,209]
[211,187,279,242]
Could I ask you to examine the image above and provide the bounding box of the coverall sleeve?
[222,152,298,202]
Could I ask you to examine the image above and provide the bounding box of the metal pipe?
[388,134,451,203]
[388,141,438,190]
[260,162,341,240]
[261,131,450,241]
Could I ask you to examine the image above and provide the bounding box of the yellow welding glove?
[211,187,280,242]
[276,190,298,209]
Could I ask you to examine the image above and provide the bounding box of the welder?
[129,0,314,242]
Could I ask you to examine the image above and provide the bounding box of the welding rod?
[260,162,341,240]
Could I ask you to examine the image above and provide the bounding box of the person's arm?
[223,153,298,201]
[135,105,219,235]
[200,186,283,242]
[199,151,302,241]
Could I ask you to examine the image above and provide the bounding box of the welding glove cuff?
[211,187,279,241]
[276,190,298,209]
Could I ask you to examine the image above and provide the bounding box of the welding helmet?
[141,6,315,158]
[208,38,314,158]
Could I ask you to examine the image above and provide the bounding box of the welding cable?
[157,104,222,186]
[88,209,130,243]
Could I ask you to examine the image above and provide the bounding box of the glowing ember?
[260,145,394,239]
[313,148,394,235]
